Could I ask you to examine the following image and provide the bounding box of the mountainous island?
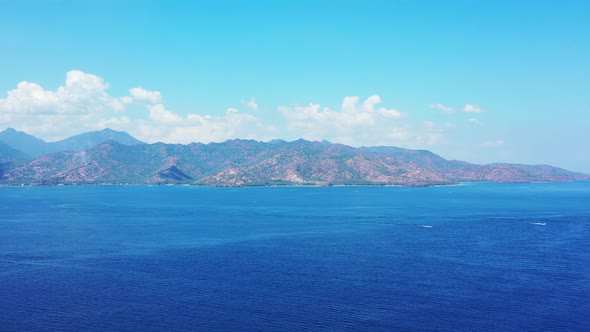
[0,128,587,186]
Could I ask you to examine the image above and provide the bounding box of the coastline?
[2,179,588,189]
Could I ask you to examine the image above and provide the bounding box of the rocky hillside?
[0,142,30,177]
[0,130,587,186]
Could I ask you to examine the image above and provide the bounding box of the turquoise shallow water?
[1,183,589,331]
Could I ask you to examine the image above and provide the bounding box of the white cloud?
[241,97,259,111]
[276,95,457,148]
[279,95,404,146]
[361,95,403,118]
[129,87,162,104]
[148,104,181,124]
[0,70,124,115]
[0,70,128,140]
[429,103,455,114]
[0,71,458,149]
[0,70,265,143]
[136,107,263,144]
[468,117,482,125]
[120,96,134,104]
[463,104,483,113]
[430,103,485,114]
[0,81,59,114]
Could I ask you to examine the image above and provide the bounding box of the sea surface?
[1,183,589,331]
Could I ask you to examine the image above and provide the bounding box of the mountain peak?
[96,128,121,134]
[0,127,48,157]
[1,127,39,137]
[51,128,145,152]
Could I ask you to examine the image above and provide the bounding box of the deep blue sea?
[1,183,589,331]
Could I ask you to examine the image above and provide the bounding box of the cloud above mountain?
[0,70,475,148]
[278,95,405,146]
[0,70,125,115]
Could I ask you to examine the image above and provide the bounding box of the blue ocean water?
[1,183,589,331]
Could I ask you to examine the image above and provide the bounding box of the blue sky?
[1,0,589,172]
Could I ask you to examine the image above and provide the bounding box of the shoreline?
[2,180,587,189]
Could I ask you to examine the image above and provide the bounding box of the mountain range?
[0,128,144,158]
[0,128,588,186]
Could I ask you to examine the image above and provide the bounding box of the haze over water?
[1,183,589,331]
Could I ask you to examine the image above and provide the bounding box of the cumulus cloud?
[463,104,483,113]
[279,95,404,146]
[136,106,263,144]
[0,70,124,115]
[130,87,163,104]
[148,104,181,124]
[120,96,134,104]
[429,103,455,114]
[0,70,265,143]
[276,95,456,148]
[0,71,457,149]
[0,70,129,140]
[468,117,482,125]
[241,97,259,111]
